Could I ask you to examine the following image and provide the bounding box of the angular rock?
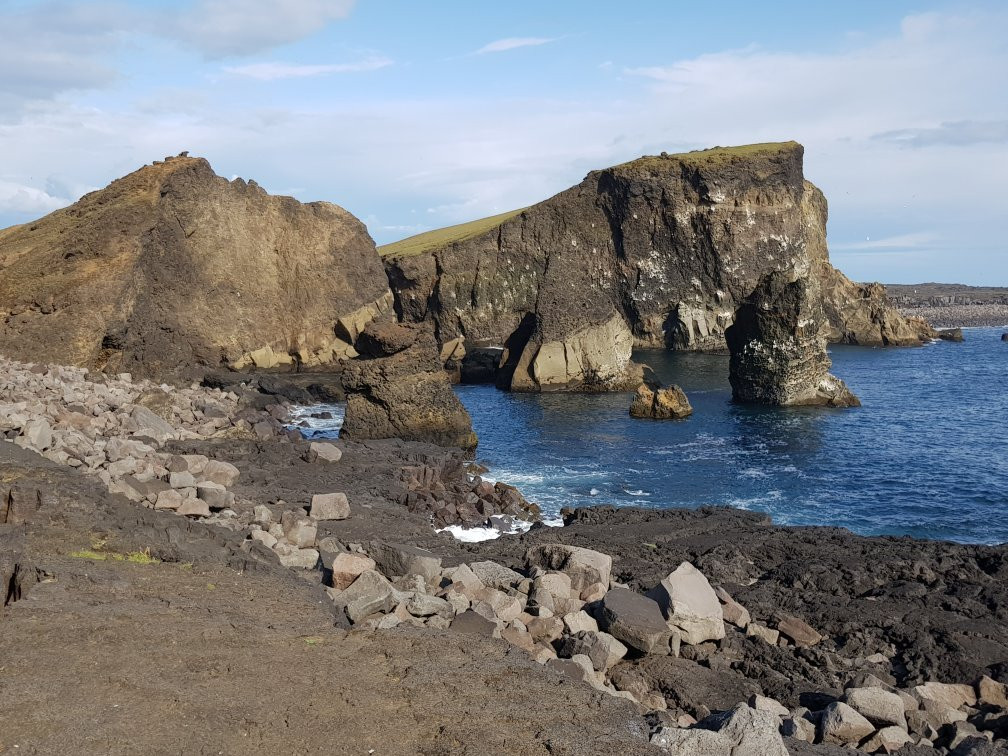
[442,563,484,591]
[168,471,196,489]
[250,529,277,549]
[714,586,751,629]
[650,727,732,755]
[527,616,564,644]
[776,614,823,647]
[525,544,612,593]
[329,552,376,591]
[563,610,599,636]
[500,624,536,652]
[404,593,453,619]
[977,675,1008,709]
[862,725,915,754]
[647,561,725,645]
[468,560,522,590]
[201,460,240,487]
[914,682,978,710]
[449,610,500,638]
[781,715,816,743]
[748,694,789,718]
[195,481,234,510]
[546,654,599,687]
[746,622,779,645]
[276,546,319,570]
[371,542,442,584]
[332,570,397,623]
[471,587,522,622]
[820,701,875,745]
[18,418,53,451]
[725,268,861,408]
[700,703,789,756]
[598,587,674,655]
[309,441,342,463]
[310,492,350,521]
[154,489,184,510]
[845,687,908,729]
[629,381,693,419]
[283,516,318,549]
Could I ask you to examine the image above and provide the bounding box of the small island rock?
[629,382,692,419]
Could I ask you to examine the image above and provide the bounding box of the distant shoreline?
[896,304,1008,329]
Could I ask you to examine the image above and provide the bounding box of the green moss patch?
[379,207,527,259]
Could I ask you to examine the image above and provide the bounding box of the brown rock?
[629,382,692,419]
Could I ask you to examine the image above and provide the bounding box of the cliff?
[0,155,392,380]
[382,142,934,390]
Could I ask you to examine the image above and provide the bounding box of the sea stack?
[725,269,860,408]
[340,321,478,454]
[629,382,693,419]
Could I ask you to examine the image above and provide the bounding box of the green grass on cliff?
[378,207,527,258]
[619,141,801,171]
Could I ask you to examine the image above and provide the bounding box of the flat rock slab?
[598,587,673,655]
[371,542,442,584]
[311,492,350,520]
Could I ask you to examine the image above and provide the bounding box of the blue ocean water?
[454,327,1008,544]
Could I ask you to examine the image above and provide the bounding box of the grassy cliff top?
[616,141,802,171]
[379,207,527,258]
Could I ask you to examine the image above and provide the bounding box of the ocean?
[296,327,1008,545]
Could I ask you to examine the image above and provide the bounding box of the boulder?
[527,616,564,644]
[176,498,210,518]
[449,610,500,638]
[781,715,816,743]
[18,418,53,452]
[442,563,484,591]
[329,552,376,591]
[403,593,453,619]
[340,322,478,453]
[546,655,599,686]
[598,587,674,655]
[276,546,319,570]
[699,703,789,756]
[725,268,860,408]
[525,544,612,593]
[647,561,725,645]
[862,725,915,754]
[913,682,978,710]
[468,560,522,590]
[310,492,350,520]
[308,442,342,463]
[563,610,599,635]
[714,586,751,629]
[471,587,522,622]
[629,381,692,419]
[282,515,317,549]
[201,460,240,487]
[555,631,627,672]
[776,614,823,647]
[938,328,964,342]
[370,543,442,584]
[845,687,908,729]
[195,481,234,510]
[650,727,732,755]
[746,622,779,645]
[977,675,1008,709]
[332,570,398,623]
[820,701,875,745]
[748,694,789,717]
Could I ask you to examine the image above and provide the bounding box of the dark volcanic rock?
[939,328,965,342]
[725,269,860,408]
[383,142,933,393]
[629,381,693,419]
[0,154,392,380]
[339,322,478,454]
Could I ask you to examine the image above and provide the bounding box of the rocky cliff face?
[725,268,860,408]
[0,155,392,380]
[383,142,933,390]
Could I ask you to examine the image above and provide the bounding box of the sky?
[1,0,1006,285]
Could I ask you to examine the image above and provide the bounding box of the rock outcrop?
[629,381,692,419]
[0,154,392,379]
[339,322,478,454]
[725,268,861,408]
[383,142,933,391]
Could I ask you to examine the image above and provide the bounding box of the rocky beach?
[1,147,1006,755]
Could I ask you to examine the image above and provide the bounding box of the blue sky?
[1,0,1006,284]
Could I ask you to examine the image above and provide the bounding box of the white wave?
[437,525,501,542]
[623,489,650,496]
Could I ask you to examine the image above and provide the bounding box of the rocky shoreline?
[897,305,1008,329]
[3,360,1007,754]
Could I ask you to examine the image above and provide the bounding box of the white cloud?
[474,37,555,55]
[224,56,392,80]
[168,0,357,58]
[832,232,938,252]
[0,180,69,216]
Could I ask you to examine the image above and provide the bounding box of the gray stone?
[546,654,599,687]
[154,489,184,510]
[310,492,350,520]
[201,459,240,487]
[131,405,175,442]
[820,701,875,745]
[650,728,732,755]
[781,715,816,743]
[845,686,908,729]
[563,610,598,635]
[555,630,627,672]
[250,530,277,549]
[176,498,210,518]
[977,675,1008,709]
[714,586,751,629]
[168,470,196,489]
[372,542,442,584]
[862,725,914,754]
[647,561,724,645]
[442,563,484,591]
[449,610,500,637]
[913,681,978,710]
[748,694,789,717]
[18,418,53,451]
[283,516,317,548]
[309,441,342,462]
[471,586,522,621]
[196,481,234,510]
[332,569,397,623]
[746,622,779,645]
[525,544,612,593]
[468,560,523,590]
[776,614,823,647]
[276,546,319,569]
[701,703,789,756]
[598,587,673,655]
[329,551,376,591]
[404,593,453,619]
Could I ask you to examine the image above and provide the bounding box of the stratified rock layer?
[725,269,860,407]
[383,142,933,392]
[0,155,391,379]
[340,322,478,454]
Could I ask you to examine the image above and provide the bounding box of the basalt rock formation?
[0,154,392,380]
[629,382,693,419]
[382,142,934,391]
[340,322,478,454]
[725,268,860,408]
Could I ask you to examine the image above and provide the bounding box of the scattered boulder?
[202,460,240,487]
[746,622,779,645]
[845,687,908,729]
[776,614,823,647]
[938,328,964,342]
[332,570,398,623]
[525,544,612,593]
[598,587,674,655]
[647,561,725,645]
[370,542,442,584]
[629,381,692,419]
[329,552,376,591]
[725,268,861,408]
[449,610,500,637]
[714,586,750,629]
[820,701,875,745]
[650,727,732,754]
[699,703,789,756]
[862,725,915,754]
[977,675,1008,709]
[310,492,350,521]
[467,560,522,590]
[913,681,978,710]
[308,441,342,463]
